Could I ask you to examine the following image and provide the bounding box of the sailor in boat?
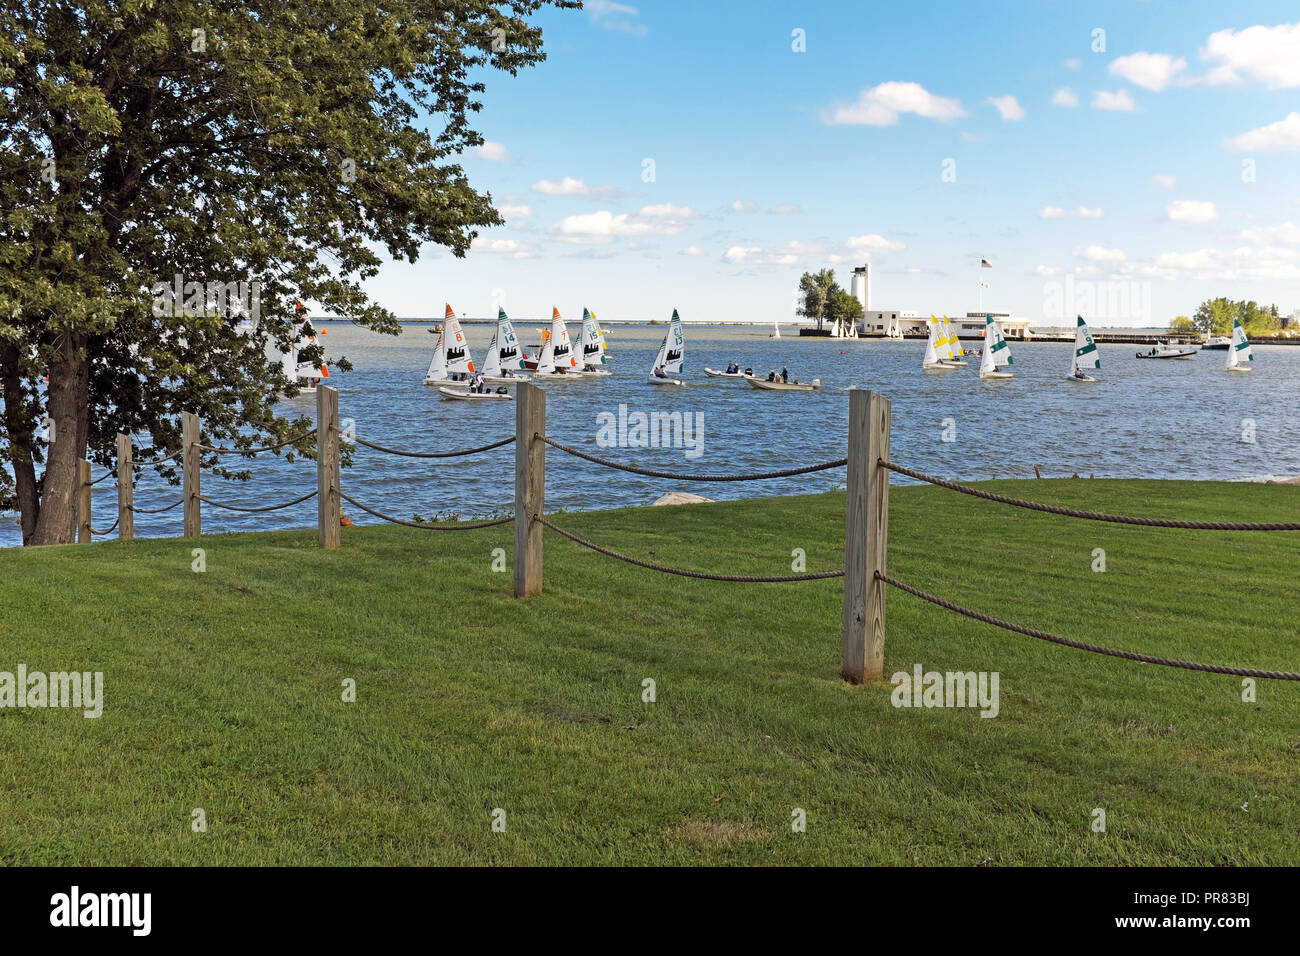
[781,367,789,383]
[1071,366,1087,380]
[744,367,753,376]
[653,365,667,379]
[471,372,486,393]
[766,370,777,382]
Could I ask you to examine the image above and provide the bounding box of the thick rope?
[128,499,184,515]
[198,490,318,513]
[89,519,120,536]
[132,448,184,466]
[534,514,844,582]
[539,435,847,482]
[879,572,1300,680]
[88,470,116,486]
[199,429,317,455]
[881,460,1300,531]
[339,491,513,530]
[349,434,515,459]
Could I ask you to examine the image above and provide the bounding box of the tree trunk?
[29,333,89,545]
[0,344,41,543]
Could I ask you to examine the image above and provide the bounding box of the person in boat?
[1072,367,1086,380]
[767,370,777,382]
[653,365,667,379]
[744,367,753,376]
[472,372,486,393]
[495,386,508,395]
[781,367,789,383]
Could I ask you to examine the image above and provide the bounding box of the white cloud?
[1035,265,1063,276]
[531,177,624,197]
[638,203,696,218]
[1063,58,1082,70]
[1108,52,1187,91]
[845,234,905,254]
[1039,205,1104,220]
[1076,245,1127,262]
[722,245,799,266]
[1166,199,1218,223]
[680,245,707,256]
[824,81,966,126]
[1226,112,1300,151]
[470,237,534,258]
[1052,87,1079,108]
[585,0,647,37]
[498,204,532,220]
[770,203,804,215]
[549,209,688,244]
[475,141,509,161]
[987,95,1025,120]
[1152,174,1177,190]
[1199,22,1300,89]
[1240,221,1300,244]
[729,199,756,213]
[1091,89,1138,111]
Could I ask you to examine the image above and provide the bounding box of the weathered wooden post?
[514,383,545,597]
[117,433,134,540]
[842,389,891,683]
[183,411,201,537]
[317,385,341,548]
[76,459,92,543]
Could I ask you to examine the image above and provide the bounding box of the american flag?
[980,258,992,269]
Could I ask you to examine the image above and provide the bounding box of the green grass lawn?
[1,479,1298,865]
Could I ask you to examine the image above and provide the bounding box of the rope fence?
[340,491,512,530]
[539,434,846,482]
[350,434,514,459]
[198,429,317,455]
[535,514,843,582]
[199,490,318,513]
[88,518,119,537]
[880,460,1300,531]
[128,499,184,515]
[879,572,1300,681]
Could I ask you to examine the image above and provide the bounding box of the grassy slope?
[1,479,1298,866]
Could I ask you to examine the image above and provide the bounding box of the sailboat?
[648,309,686,385]
[579,308,612,375]
[771,320,781,339]
[422,304,475,385]
[532,307,586,381]
[1068,315,1100,382]
[281,320,329,395]
[923,316,958,371]
[481,308,531,384]
[979,314,1014,379]
[1226,318,1254,373]
[941,316,968,366]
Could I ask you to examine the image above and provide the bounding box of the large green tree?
[1,0,576,544]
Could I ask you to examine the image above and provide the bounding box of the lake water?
[5,321,1299,547]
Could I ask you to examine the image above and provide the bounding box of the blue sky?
[363,0,1300,326]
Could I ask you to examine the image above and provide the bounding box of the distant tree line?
[796,269,864,331]
[1168,298,1285,337]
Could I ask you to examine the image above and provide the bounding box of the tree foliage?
[1191,297,1282,337]
[0,0,577,544]
[796,268,862,330]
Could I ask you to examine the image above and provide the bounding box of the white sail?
[985,315,1013,370]
[772,320,781,339]
[922,318,942,367]
[424,330,447,381]
[943,316,963,359]
[664,309,684,374]
[1227,319,1253,369]
[1072,315,1100,373]
[482,328,501,377]
[535,327,556,374]
[550,308,578,371]
[443,312,474,375]
[580,308,607,367]
[979,328,997,376]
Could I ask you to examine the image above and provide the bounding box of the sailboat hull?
[980,371,1014,380]
[647,375,684,386]
[1226,366,1252,373]
[1067,374,1098,383]
[923,362,959,371]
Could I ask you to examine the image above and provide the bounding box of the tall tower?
[851,265,870,312]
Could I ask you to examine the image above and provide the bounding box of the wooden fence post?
[117,433,134,540]
[183,411,201,537]
[76,459,92,543]
[842,389,891,683]
[317,385,341,548]
[514,383,545,597]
